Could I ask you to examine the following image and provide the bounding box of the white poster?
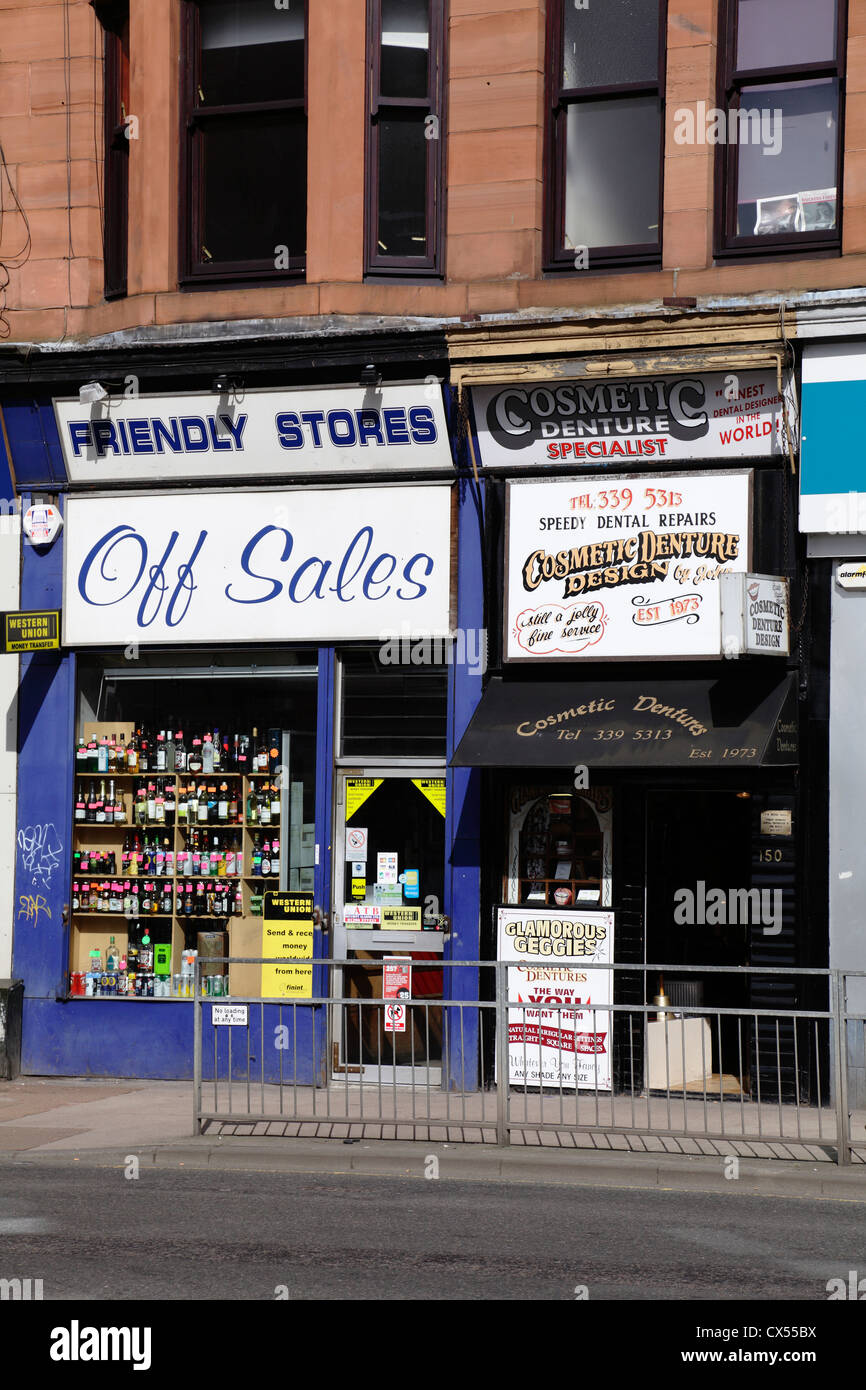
[54,385,451,483]
[497,907,615,1091]
[505,472,751,662]
[472,370,791,468]
[63,486,452,646]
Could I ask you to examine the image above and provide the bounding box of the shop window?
[365,0,446,276]
[504,786,613,908]
[339,649,447,758]
[71,652,317,1001]
[544,0,665,271]
[93,0,130,299]
[180,0,307,285]
[716,0,845,256]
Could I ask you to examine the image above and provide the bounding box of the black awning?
[452,674,798,769]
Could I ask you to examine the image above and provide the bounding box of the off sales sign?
[505,472,751,662]
[63,486,451,646]
[497,907,615,1091]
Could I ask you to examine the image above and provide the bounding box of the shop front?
[454,358,822,1100]
[5,375,482,1081]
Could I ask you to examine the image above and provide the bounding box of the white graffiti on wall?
[17,823,63,891]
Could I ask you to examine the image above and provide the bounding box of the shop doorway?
[332,771,446,1084]
[645,789,753,1091]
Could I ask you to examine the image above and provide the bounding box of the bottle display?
[69,719,301,1000]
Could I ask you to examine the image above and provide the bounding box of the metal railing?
[191,958,865,1163]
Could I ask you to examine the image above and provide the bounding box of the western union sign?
[2,611,61,652]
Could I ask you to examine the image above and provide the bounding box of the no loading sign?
[384,1002,406,1033]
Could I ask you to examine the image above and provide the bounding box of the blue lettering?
[91,420,120,455]
[68,422,91,457]
[355,410,385,446]
[77,526,148,606]
[276,412,303,449]
[408,406,437,444]
[300,412,325,448]
[226,526,293,604]
[398,553,434,600]
[153,419,183,453]
[116,420,131,454]
[207,416,232,452]
[287,556,331,603]
[165,530,208,627]
[383,409,410,445]
[222,413,247,449]
[362,553,397,598]
[327,410,357,448]
[128,419,154,454]
[331,526,374,602]
[180,417,209,452]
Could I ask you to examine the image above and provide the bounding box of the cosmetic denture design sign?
[472,370,790,467]
[62,486,452,646]
[505,472,751,661]
[54,386,452,483]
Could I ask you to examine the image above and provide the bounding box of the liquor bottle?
[118,733,127,769]
[146,782,156,822]
[252,833,263,877]
[195,880,206,915]
[95,781,107,825]
[207,783,217,821]
[165,730,176,773]
[164,780,176,828]
[105,779,115,825]
[164,839,173,878]
[188,738,203,775]
[126,729,138,772]
[229,783,238,823]
[177,785,188,826]
[212,729,221,772]
[156,732,167,772]
[72,882,81,912]
[232,733,240,772]
[247,780,258,825]
[98,736,109,773]
[268,730,280,776]
[123,880,133,915]
[139,929,153,971]
[113,783,125,825]
[154,781,165,825]
[174,729,186,773]
[108,736,117,773]
[234,883,243,916]
[75,788,86,823]
[139,733,149,774]
[217,781,229,824]
[237,731,249,771]
[76,737,88,771]
[261,839,272,877]
[185,882,194,916]
[259,785,271,827]
[202,734,214,774]
[251,727,261,772]
[197,784,209,824]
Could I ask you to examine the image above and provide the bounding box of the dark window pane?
[377,115,427,257]
[201,114,306,263]
[735,80,838,235]
[736,0,836,72]
[200,0,305,105]
[563,0,659,88]
[340,651,447,758]
[565,96,660,250]
[381,0,430,99]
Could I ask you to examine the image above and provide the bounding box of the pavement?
[1,1073,866,1200]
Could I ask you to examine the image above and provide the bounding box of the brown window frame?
[365,0,447,278]
[93,0,129,300]
[715,0,847,259]
[179,0,308,288]
[543,0,666,273]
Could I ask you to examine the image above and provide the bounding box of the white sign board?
[54,385,452,484]
[473,371,791,468]
[720,573,790,656]
[211,1004,248,1027]
[836,562,866,590]
[63,486,452,646]
[384,1002,407,1034]
[505,472,751,661]
[497,907,614,1091]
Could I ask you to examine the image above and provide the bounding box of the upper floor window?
[545,0,665,272]
[181,0,307,285]
[716,0,846,255]
[365,0,446,276]
[93,0,130,300]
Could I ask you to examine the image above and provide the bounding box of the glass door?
[332,770,446,1083]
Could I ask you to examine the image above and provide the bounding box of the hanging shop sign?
[496,906,615,1091]
[504,472,751,662]
[261,892,314,999]
[472,370,791,469]
[720,574,790,656]
[54,385,452,484]
[1,610,61,652]
[62,485,452,646]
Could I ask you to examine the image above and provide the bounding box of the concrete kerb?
[4,1137,866,1201]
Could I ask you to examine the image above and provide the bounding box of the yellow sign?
[412,778,446,818]
[3,610,60,653]
[261,892,314,998]
[381,906,423,929]
[351,876,366,900]
[346,778,383,820]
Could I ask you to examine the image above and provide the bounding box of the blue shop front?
[2,372,484,1081]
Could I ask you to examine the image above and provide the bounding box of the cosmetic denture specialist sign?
[505,471,751,661]
[62,486,452,646]
[472,370,791,468]
[53,385,452,484]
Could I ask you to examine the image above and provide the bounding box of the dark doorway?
[645,789,753,1086]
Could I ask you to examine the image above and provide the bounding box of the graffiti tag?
[17,822,63,890]
[17,894,51,927]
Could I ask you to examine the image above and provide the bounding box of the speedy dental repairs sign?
[62,486,452,646]
[497,907,614,1091]
[471,370,790,468]
[505,472,751,661]
[54,385,452,483]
